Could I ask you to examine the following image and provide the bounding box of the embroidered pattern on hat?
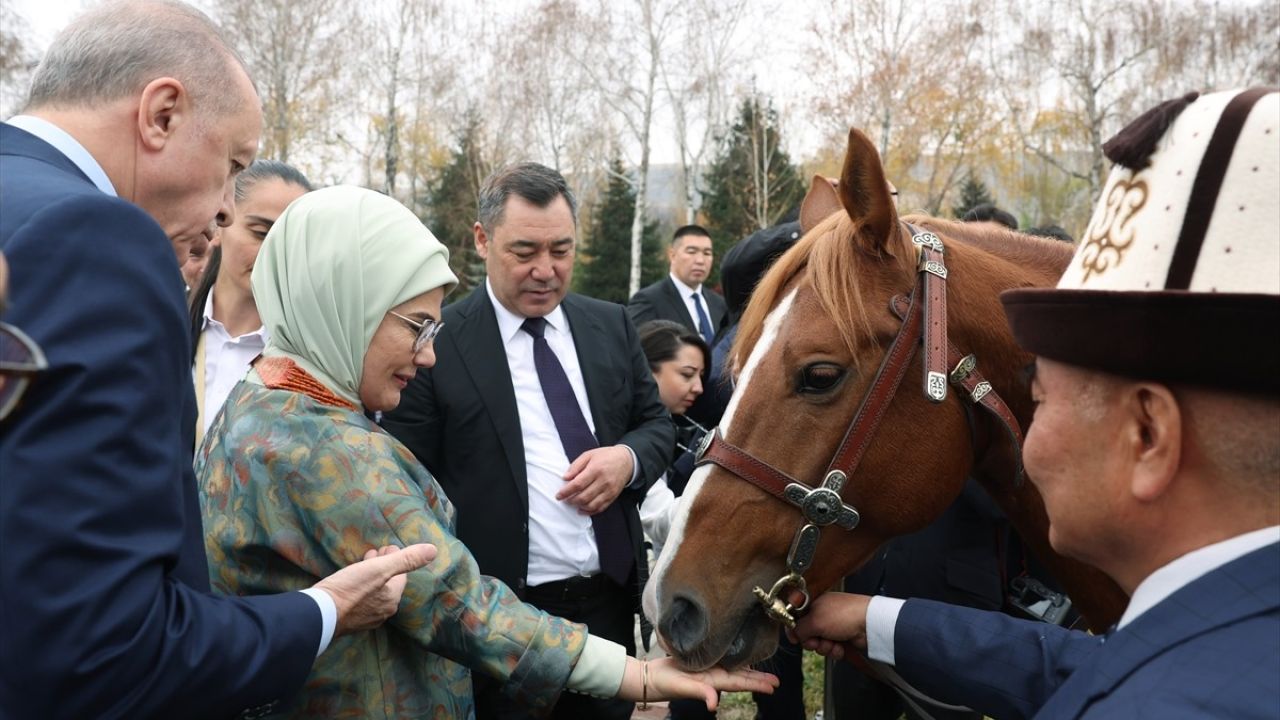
[1079,176,1149,281]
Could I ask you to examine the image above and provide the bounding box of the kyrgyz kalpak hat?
[1002,87,1280,394]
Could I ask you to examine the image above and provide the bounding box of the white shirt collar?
[200,286,267,343]
[485,279,569,343]
[201,287,216,332]
[1119,525,1280,629]
[6,115,117,196]
[669,273,702,298]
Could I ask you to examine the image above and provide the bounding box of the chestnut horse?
[643,129,1129,671]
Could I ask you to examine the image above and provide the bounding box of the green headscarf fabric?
[251,185,458,406]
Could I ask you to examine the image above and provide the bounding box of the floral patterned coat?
[198,382,588,719]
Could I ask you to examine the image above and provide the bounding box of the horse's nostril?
[661,594,709,656]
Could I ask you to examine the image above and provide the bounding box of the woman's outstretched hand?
[617,657,779,710]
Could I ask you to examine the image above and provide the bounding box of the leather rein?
[692,224,1025,628]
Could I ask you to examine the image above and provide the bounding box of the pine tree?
[576,156,663,304]
[425,112,489,295]
[951,171,995,219]
[700,95,805,286]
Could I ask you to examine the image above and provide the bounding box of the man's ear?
[473,221,490,259]
[136,77,187,152]
[1128,383,1182,502]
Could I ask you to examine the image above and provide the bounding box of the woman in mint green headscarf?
[197,186,776,719]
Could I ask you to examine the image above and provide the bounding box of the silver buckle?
[918,257,948,279]
[693,427,717,464]
[950,354,977,384]
[911,231,944,254]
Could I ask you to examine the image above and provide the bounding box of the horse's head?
[643,128,1105,670]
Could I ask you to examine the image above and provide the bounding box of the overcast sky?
[5,0,823,167]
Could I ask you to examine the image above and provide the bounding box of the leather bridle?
[691,224,1025,628]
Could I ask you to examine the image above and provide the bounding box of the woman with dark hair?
[636,319,711,556]
[189,159,313,447]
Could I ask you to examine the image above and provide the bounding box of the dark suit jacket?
[0,124,320,719]
[382,288,673,596]
[891,541,1280,719]
[844,479,1008,610]
[627,276,728,340]
[628,277,729,425]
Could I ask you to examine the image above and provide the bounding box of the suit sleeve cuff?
[299,588,338,657]
[565,634,627,698]
[866,595,905,665]
[622,445,642,488]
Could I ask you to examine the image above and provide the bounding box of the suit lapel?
[1039,542,1280,718]
[561,295,616,443]
[659,277,693,327]
[451,289,529,512]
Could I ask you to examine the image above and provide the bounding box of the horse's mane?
[731,212,1073,376]
[908,214,1075,279]
[732,212,913,375]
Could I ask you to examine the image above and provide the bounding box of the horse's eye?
[799,363,846,393]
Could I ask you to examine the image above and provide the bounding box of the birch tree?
[660,0,749,224]
[217,0,353,167]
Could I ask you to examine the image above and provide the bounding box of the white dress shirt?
[487,282,605,585]
[670,273,708,330]
[5,115,336,658]
[6,115,117,196]
[866,525,1280,665]
[639,474,677,558]
[198,289,269,434]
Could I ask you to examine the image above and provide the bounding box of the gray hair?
[477,162,578,234]
[25,0,250,117]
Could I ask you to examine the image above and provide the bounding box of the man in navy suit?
[790,88,1280,718]
[0,2,434,718]
[383,163,672,720]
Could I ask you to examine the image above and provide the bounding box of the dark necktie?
[691,292,714,345]
[521,317,634,585]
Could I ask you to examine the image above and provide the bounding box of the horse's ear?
[839,128,899,254]
[800,175,841,234]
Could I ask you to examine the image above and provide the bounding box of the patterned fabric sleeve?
[197,384,591,707]
[277,407,588,712]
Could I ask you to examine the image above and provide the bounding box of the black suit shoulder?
[626,277,682,328]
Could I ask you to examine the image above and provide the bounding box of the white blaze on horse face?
[643,288,799,623]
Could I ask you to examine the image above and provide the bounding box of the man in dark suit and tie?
[628,225,728,345]
[383,162,673,720]
[0,3,432,718]
[629,225,728,426]
[790,88,1280,718]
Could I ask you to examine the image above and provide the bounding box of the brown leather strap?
[948,351,1025,481]
[695,429,800,501]
[891,295,1025,481]
[909,226,950,404]
[824,284,926,478]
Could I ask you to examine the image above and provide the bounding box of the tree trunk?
[629,0,659,297]
[385,62,399,195]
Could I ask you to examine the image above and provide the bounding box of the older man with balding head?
[791,88,1280,718]
[0,2,434,718]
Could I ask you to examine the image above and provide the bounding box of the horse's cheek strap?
[824,283,926,481]
[890,295,1026,484]
[921,243,950,403]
